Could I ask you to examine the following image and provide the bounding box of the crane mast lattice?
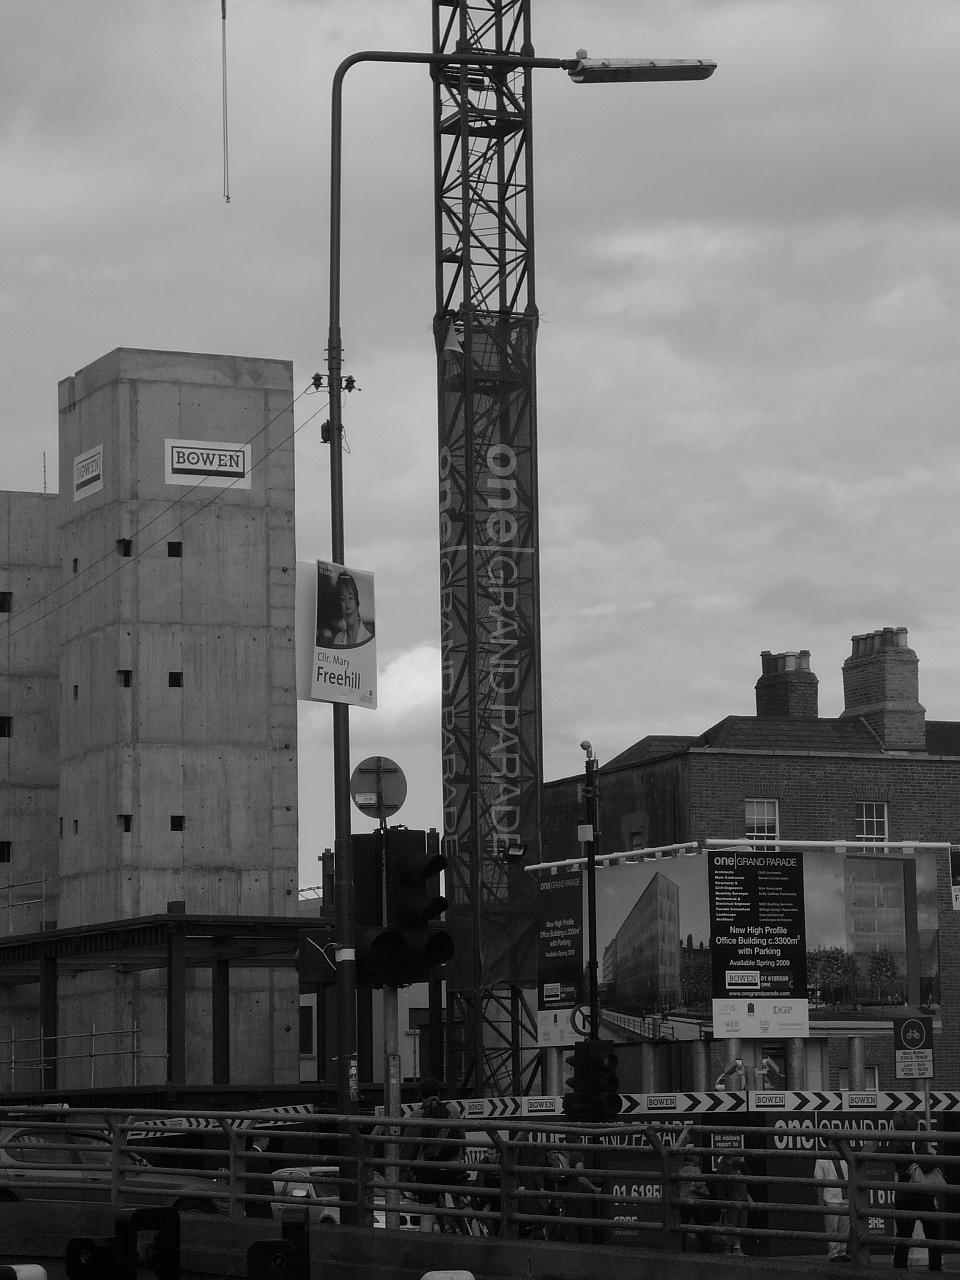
[432,0,544,1096]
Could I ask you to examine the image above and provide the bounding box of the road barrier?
[0,1101,958,1264]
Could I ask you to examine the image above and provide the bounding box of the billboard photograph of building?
[593,848,939,1024]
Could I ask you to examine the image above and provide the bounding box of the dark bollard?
[115,1206,181,1280]
[246,1239,300,1280]
[68,1207,181,1280]
[65,1237,129,1280]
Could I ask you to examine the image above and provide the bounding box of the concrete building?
[543,626,960,1090]
[0,349,301,1089]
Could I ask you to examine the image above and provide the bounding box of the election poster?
[295,559,377,709]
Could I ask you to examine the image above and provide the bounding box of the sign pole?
[581,742,600,1041]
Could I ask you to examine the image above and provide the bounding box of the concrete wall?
[56,348,298,927]
[0,1206,846,1280]
[0,491,61,936]
[0,347,305,1089]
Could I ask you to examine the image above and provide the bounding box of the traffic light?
[563,1039,622,1121]
[384,828,455,984]
[588,1040,622,1120]
[351,831,406,987]
[562,1040,594,1120]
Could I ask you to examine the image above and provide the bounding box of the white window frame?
[855,801,887,843]
[745,798,779,851]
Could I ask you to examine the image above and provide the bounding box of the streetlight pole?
[580,740,601,1041]
[325,46,716,1111]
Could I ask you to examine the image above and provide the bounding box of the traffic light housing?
[563,1040,593,1120]
[384,828,455,984]
[563,1039,622,1121]
[351,831,406,987]
[351,828,454,986]
[589,1040,622,1119]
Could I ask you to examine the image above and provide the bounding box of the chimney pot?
[756,649,818,720]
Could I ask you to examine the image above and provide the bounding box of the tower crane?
[432,0,544,1096]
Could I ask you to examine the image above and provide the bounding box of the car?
[0,1123,222,1213]
[269,1166,422,1230]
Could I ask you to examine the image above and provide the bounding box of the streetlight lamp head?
[564,56,717,84]
[501,840,527,866]
[580,739,593,755]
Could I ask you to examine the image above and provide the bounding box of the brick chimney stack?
[755,650,819,719]
[840,626,926,750]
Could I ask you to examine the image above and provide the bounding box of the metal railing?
[0,1104,955,1262]
[0,1024,146,1089]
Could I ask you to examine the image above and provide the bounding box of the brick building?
[543,627,960,1090]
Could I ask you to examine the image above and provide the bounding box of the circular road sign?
[570,1005,591,1038]
[895,1016,931,1051]
[350,756,407,821]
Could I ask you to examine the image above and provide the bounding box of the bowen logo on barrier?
[846,1093,879,1109]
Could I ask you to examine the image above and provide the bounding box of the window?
[855,802,887,843]
[117,669,132,688]
[116,539,132,557]
[0,717,10,738]
[72,819,78,835]
[117,814,132,833]
[167,541,182,558]
[168,671,183,688]
[745,798,779,850]
[72,684,79,702]
[0,842,10,864]
[0,592,11,612]
[72,558,78,574]
[170,815,185,832]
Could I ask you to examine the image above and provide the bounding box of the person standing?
[403,1078,466,1233]
[718,1149,751,1256]
[677,1153,712,1252]
[893,1138,944,1271]
[814,1151,849,1261]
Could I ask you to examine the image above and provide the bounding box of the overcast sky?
[5,2,960,887]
